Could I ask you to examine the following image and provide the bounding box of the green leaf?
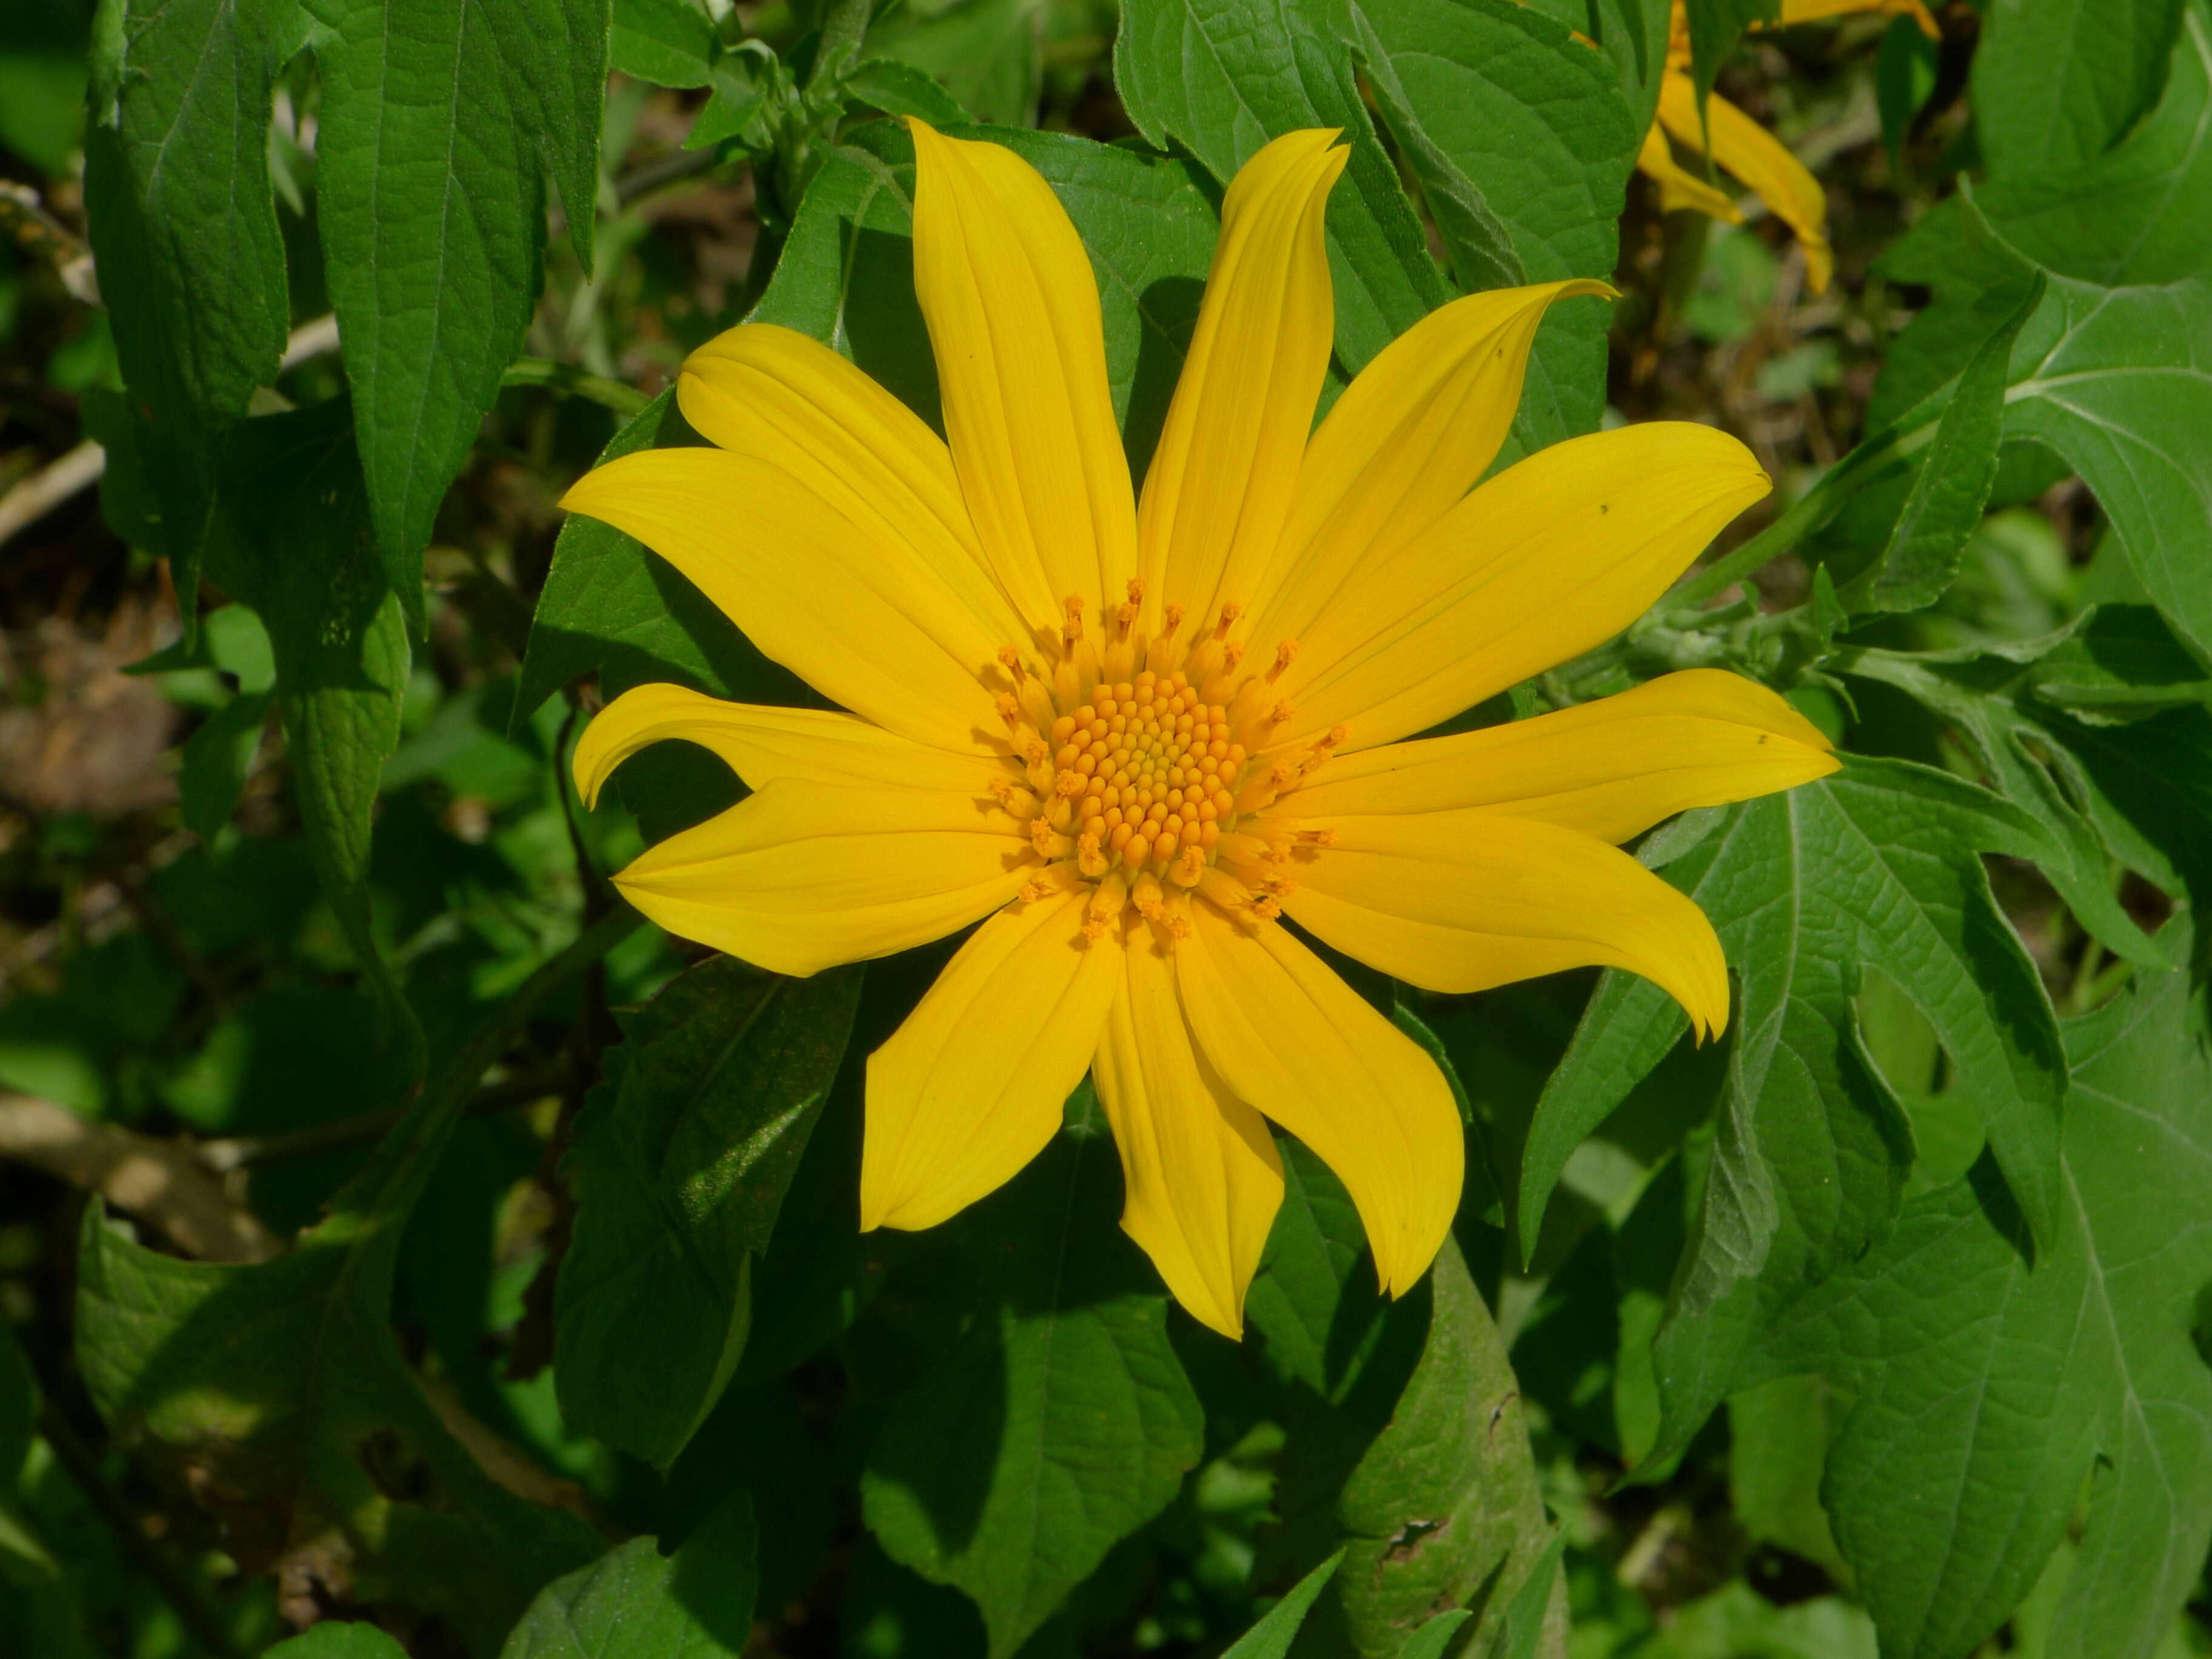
[1392,1610,1472,1659]
[264,1626,411,1659]
[1837,615,2197,964]
[1245,1137,1377,1401]
[1342,0,1638,449]
[864,0,1044,127]
[499,1494,758,1658]
[1744,972,2212,1659]
[554,960,861,1466]
[860,1122,1205,1658]
[1997,259,2212,672]
[686,50,782,153]
[1680,0,1778,105]
[1113,0,1455,378]
[612,0,720,87]
[207,401,419,1068]
[305,0,610,618]
[72,913,635,1654]
[1346,7,1524,297]
[1312,1238,1564,1658]
[2025,603,2212,721]
[1259,1149,1561,1659]
[176,688,271,842]
[1972,0,2188,179]
[1971,4,2212,287]
[1846,276,2045,615]
[82,0,292,622]
[1728,1374,1848,1579]
[1877,13,1939,166]
[1221,1552,1346,1659]
[1522,761,2070,1461]
[1871,27,2212,665]
[1492,1530,1569,1659]
[844,56,974,124]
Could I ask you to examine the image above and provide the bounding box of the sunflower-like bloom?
[1637,0,1940,293]
[560,124,1838,1338]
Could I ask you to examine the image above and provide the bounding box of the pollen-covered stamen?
[988,776,1041,820]
[1000,645,1058,732]
[1022,737,1056,795]
[1021,861,1083,903]
[1054,595,1092,707]
[1105,578,1145,682]
[1144,604,1188,675]
[980,597,1346,945]
[1084,872,1129,942]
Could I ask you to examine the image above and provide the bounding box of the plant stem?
[501,358,653,418]
[1666,415,1938,614]
[809,0,877,89]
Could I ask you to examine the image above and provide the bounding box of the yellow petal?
[1285,669,1838,842]
[863,888,1122,1231]
[677,323,1030,648]
[1777,0,1939,37]
[1138,129,1346,634]
[909,120,1138,622]
[1276,422,1770,754]
[1093,928,1284,1339]
[612,780,1030,978]
[560,447,1004,756]
[574,684,1011,809]
[1658,77,1833,294]
[1250,277,1617,652]
[1275,811,1729,1039]
[1176,908,1462,1298]
[1635,120,1746,223]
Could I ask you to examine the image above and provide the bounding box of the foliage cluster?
[1,0,2210,1657]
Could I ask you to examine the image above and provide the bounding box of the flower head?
[1638,0,1940,293]
[561,122,1837,1338]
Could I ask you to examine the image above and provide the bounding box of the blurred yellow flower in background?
[561,122,1837,1338]
[1638,0,1941,293]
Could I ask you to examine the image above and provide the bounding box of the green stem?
[808,0,876,89]
[501,358,653,418]
[1665,417,1937,614]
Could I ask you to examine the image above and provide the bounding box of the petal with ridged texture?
[908,120,1137,621]
[1093,930,1284,1338]
[1276,810,1729,1039]
[575,685,1013,806]
[676,323,1030,648]
[1285,669,1837,841]
[1176,908,1461,1298]
[863,888,1122,1231]
[612,780,1030,978]
[1657,76,1832,293]
[1251,277,1615,649]
[561,448,1007,755]
[1274,421,1770,754]
[1138,129,1345,634]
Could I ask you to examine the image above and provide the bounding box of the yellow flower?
[560,123,1838,1338]
[1638,0,1940,294]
